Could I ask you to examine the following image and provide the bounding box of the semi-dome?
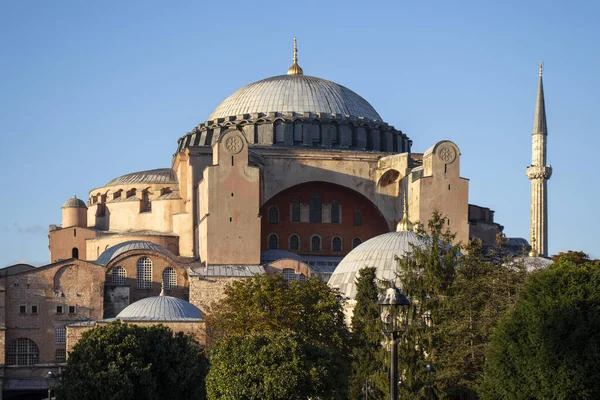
[116,295,202,321]
[62,195,87,208]
[106,168,178,186]
[95,240,175,266]
[208,75,382,122]
[328,229,427,299]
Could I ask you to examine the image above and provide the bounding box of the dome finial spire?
[528,227,538,257]
[396,194,414,232]
[539,61,543,77]
[287,37,304,76]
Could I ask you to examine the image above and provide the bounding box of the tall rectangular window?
[55,328,66,344]
[291,200,301,222]
[331,201,340,224]
[310,193,322,223]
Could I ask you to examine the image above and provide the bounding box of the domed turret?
[61,194,87,228]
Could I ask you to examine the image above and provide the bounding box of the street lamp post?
[45,371,55,400]
[423,363,436,400]
[378,285,411,400]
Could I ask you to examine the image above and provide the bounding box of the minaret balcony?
[526,165,552,180]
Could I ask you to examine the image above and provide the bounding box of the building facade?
[0,43,541,398]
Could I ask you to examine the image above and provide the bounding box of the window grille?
[331,201,340,223]
[268,234,279,250]
[31,305,38,314]
[112,266,126,285]
[311,235,321,252]
[162,267,177,291]
[352,237,362,249]
[332,236,342,252]
[291,200,301,222]
[7,338,39,366]
[268,207,279,224]
[55,348,66,362]
[55,328,66,344]
[137,257,153,289]
[282,268,297,281]
[289,234,300,251]
[354,210,362,226]
[141,190,152,212]
[310,193,322,223]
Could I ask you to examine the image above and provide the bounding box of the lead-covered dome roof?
[116,295,202,321]
[328,230,427,299]
[106,168,178,186]
[208,75,382,122]
[95,240,175,266]
[62,195,87,208]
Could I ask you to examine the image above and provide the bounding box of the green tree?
[396,210,461,398]
[55,321,208,400]
[206,274,351,399]
[349,267,387,399]
[551,250,591,265]
[436,238,526,398]
[480,253,600,399]
[207,330,345,400]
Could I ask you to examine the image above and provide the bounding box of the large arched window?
[136,257,153,289]
[268,206,279,224]
[7,338,39,366]
[289,234,300,251]
[310,192,322,223]
[112,266,126,285]
[352,237,363,249]
[268,233,279,250]
[311,235,322,252]
[354,210,362,226]
[162,267,177,291]
[291,199,301,222]
[332,236,343,252]
[331,201,340,224]
[72,247,79,259]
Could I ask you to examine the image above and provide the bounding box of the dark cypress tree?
[349,267,387,399]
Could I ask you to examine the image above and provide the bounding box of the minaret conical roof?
[533,62,547,135]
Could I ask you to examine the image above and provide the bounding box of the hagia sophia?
[0,40,550,398]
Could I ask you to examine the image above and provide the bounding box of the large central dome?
[208,75,382,122]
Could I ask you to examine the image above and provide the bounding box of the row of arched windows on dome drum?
[268,233,362,252]
[110,257,177,290]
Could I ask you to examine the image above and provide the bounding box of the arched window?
[7,338,39,366]
[293,120,303,142]
[268,233,279,250]
[311,235,321,252]
[71,247,79,259]
[289,234,300,251]
[352,237,363,249]
[111,266,126,285]
[162,267,177,291]
[354,210,362,226]
[332,236,342,252]
[274,120,285,143]
[310,192,322,223]
[331,201,340,223]
[268,206,279,224]
[291,199,301,222]
[141,190,152,212]
[136,257,153,289]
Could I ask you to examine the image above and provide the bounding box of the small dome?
[208,75,382,122]
[514,256,553,271]
[95,240,175,266]
[62,195,87,209]
[106,168,178,186]
[328,230,427,299]
[116,296,202,321]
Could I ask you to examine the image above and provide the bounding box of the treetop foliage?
[55,321,207,400]
[481,253,600,399]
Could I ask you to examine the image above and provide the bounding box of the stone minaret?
[526,62,552,256]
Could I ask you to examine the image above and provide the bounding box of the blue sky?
[1,0,598,266]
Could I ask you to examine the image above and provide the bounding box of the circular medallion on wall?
[437,145,456,164]
[224,135,243,154]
